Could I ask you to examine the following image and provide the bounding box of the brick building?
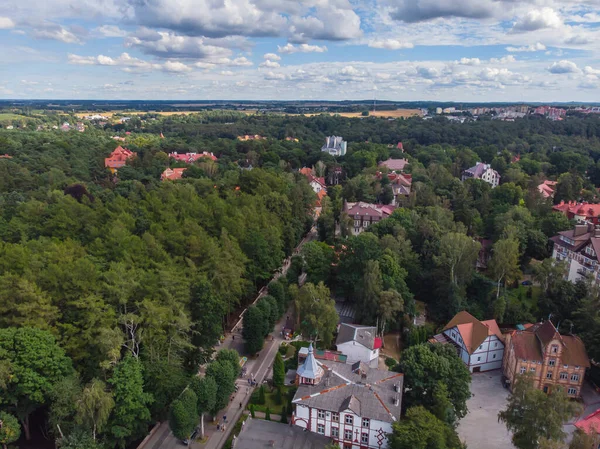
[502,320,590,398]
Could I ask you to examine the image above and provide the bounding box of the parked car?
[521,280,532,286]
[182,429,199,445]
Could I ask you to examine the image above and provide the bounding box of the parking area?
[457,370,515,449]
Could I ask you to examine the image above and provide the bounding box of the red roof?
[308,174,326,188]
[397,142,403,150]
[168,152,217,163]
[575,409,600,434]
[553,201,600,218]
[378,158,409,171]
[105,146,136,169]
[316,189,327,207]
[538,180,556,198]
[299,167,313,176]
[161,168,187,181]
[373,337,383,350]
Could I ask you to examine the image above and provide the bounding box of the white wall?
[310,180,323,193]
[337,341,378,365]
[469,335,504,372]
[294,405,393,448]
[567,258,583,283]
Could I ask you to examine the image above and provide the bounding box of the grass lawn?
[507,284,541,315]
[0,113,26,122]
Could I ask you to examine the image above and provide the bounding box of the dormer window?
[551,345,558,354]
[586,246,596,257]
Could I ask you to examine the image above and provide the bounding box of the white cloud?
[368,39,413,50]
[263,53,281,61]
[264,72,287,80]
[95,25,127,38]
[226,57,253,66]
[125,30,233,59]
[584,66,600,76]
[277,43,327,54]
[547,60,580,74]
[260,59,280,68]
[489,55,516,64]
[163,61,192,72]
[564,35,592,45]
[0,17,15,29]
[506,42,546,52]
[416,66,439,79]
[20,80,38,85]
[458,57,481,66]
[389,0,501,23]
[33,25,82,44]
[512,8,562,32]
[289,5,362,41]
[220,70,235,76]
[68,52,193,73]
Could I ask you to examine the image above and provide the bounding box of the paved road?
[141,226,316,449]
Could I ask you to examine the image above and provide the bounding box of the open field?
[0,113,27,122]
[74,109,258,119]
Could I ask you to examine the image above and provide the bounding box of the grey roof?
[235,418,330,449]
[336,323,377,350]
[293,359,403,423]
[297,343,323,380]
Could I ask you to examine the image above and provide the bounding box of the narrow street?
[141,226,316,449]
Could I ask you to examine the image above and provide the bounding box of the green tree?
[273,352,285,388]
[389,406,462,449]
[268,280,287,316]
[434,232,481,286]
[205,359,236,414]
[243,305,267,354]
[294,282,339,346]
[75,379,114,441]
[280,405,287,423]
[498,374,582,449]
[489,238,521,299]
[169,389,199,441]
[0,327,73,440]
[107,355,153,448]
[399,344,471,420]
[301,241,334,285]
[0,412,21,449]
[190,376,217,438]
[48,375,82,439]
[57,429,100,449]
[265,407,271,420]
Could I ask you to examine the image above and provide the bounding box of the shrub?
[258,385,266,405]
[265,407,271,421]
[280,405,288,424]
[278,343,287,356]
[274,387,283,405]
[385,357,398,369]
[250,404,255,418]
[285,344,296,359]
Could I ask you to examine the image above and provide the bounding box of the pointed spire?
[297,343,323,381]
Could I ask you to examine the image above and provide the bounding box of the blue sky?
[1,0,600,101]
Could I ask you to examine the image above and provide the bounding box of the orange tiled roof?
[104,146,136,169]
[161,167,187,181]
[443,311,504,354]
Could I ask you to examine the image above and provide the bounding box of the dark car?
[182,429,199,445]
[521,280,532,286]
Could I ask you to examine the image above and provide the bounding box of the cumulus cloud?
[95,25,127,38]
[584,66,600,76]
[263,53,281,61]
[506,42,546,52]
[457,58,481,66]
[264,71,287,80]
[125,30,234,59]
[68,52,192,73]
[277,43,327,54]
[368,39,413,50]
[389,0,500,23]
[220,70,235,76]
[511,8,562,32]
[417,66,439,79]
[489,55,516,64]
[0,17,15,29]
[565,35,592,45]
[289,6,361,41]
[260,59,280,68]
[547,60,580,74]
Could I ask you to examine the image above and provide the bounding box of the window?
[546,372,553,379]
[572,374,580,382]
[361,433,369,444]
[575,365,580,370]
[317,410,325,419]
[332,412,339,423]
[478,357,482,362]
[530,368,536,373]
[317,424,325,434]
[354,220,360,227]
[493,354,497,359]
[331,427,339,438]
[345,415,353,425]
[363,221,369,228]
[520,367,526,374]
[568,388,577,395]
[344,429,352,440]
[549,359,556,367]
[563,364,569,368]
[362,418,370,428]
[479,345,483,350]
[552,345,558,354]
[560,372,568,380]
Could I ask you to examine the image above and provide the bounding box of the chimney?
[574,224,588,237]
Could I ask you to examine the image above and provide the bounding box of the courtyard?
[457,370,515,449]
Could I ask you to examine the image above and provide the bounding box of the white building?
[551,222,600,283]
[308,175,326,194]
[461,162,500,188]
[292,344,402,449]
[431,311,505,373]
[322,136,347,157]
[336,324,382,368]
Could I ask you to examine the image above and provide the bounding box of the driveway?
[457,370,515,449]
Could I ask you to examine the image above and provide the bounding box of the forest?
[1,110,600,449]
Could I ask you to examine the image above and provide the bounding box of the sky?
[1,0,600,101]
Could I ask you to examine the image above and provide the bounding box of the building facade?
[552,201,600,224]
[431,311,504,373]
[344,202,396,236]
[322,136,347,157]
[550,222,600,283]
[336,324,382,368]
[461,162,500,188]
[292,344,402,449]
[104,146,137,173]
[502,321,590,398]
